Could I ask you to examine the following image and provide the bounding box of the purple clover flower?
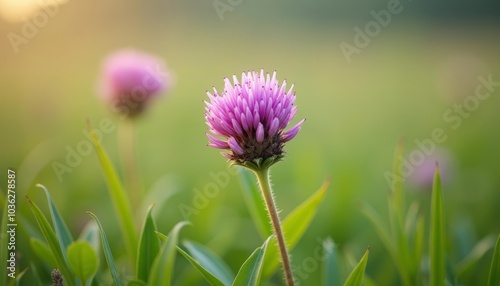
[99,49,171,118]
[205,70,305,169]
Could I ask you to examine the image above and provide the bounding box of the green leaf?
[155,231,168,242]
[456,235,496,277]
[26,196,75,286]
[136,205,161,283]
[78,220,100,255]
[88,119,137,265]
[127,280,147,286]
[87,211,123,286]
[183,240,234,286]
[322,237,342,286]
[29,262,45,286]
[177,247,226,286]
[233,238,270,286]
[343,247,370,286]
[67,241,99,284]
[488,234,500,286]
[263,179,329,277]
[429,165,445,286]
[15,267,28,286]
[149,221,189,286]
[30,238,57,268]
[238,168,272,239]
[37,184,74,264]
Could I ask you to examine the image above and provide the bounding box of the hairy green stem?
[254,168,295,286]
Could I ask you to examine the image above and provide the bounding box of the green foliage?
[87,211,123,286]
[343,248,370,286]
[182,240,234,285]
[322,238,342,286]
[430,166,445,286]
[26,196,75,286]
[88,119,138,266]
[136,205,161,283]
[30,238,57,268]
[233,238,270,286]
[149,221,189,286]
[66,241,99,285]
[488,234,500,286]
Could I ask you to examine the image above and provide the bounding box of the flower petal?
[281,118,305,142]
[228,137,244,155]
[256,123,265,143]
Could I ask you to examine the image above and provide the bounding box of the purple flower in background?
[205,69,305,169]
[99,49,171,117]
[409,148,454,189]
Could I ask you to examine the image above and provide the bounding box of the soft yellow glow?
[0,0,67,23]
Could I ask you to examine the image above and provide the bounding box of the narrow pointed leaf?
[37,184,74,264]
[87,211,123,286]
[183,240,234,285]
[322,237,342,286]
[26,196,74,286]
[456,235,495,276]
[238,168,272,238]
[136,205,161,283]
[14,267,28,286]
[343,247,370,286]
[67,241,99,284]
[149,221,189,286]
[177,247,226,286]
[487,234,500,286]
[233,238,270,286]
[78,221,100,254]
[263,179,329,277]
[88,119,137,265]
[30,238,57,268]
[29,262,45,286]
[430,165,445,286]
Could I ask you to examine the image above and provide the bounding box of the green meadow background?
[1,0,499,284]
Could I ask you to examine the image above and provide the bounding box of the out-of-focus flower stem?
[254,167,295,286]
[119,121,142,210]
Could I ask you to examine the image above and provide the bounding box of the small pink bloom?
[99,49,171,117]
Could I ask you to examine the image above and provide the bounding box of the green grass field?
[1,1,500,285]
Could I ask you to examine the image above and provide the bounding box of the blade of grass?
[136,205,161,283]
[183,240,234,285]
[26,196,74,286]
[429,165,445,286]
[87,119,137,266]
[177,247,226,286]
[37,184,74,264]
[149,221,189,286]
[233,238,270,286]
[487,234,500,286]
[456,235,495,277]
[343,247,370,286]
[87,211,123,286]
[322,237,342,286]
[30,237,57,268]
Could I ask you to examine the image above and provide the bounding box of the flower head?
[205,69,305,170]
[99,49,171,118]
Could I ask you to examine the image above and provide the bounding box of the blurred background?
[1,0,499,285]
